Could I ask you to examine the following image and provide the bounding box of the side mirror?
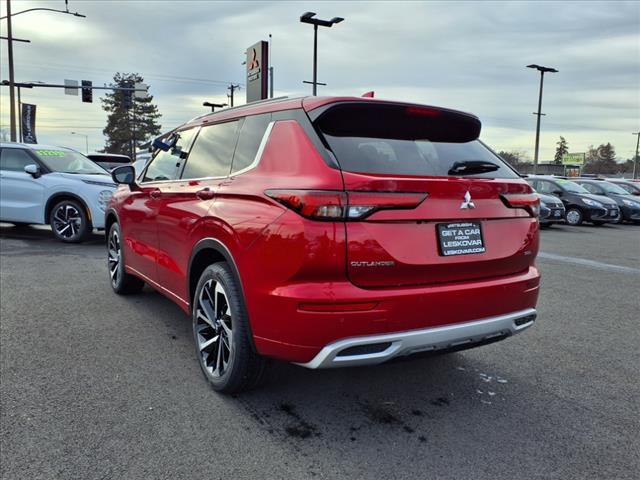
[112,165,136,186]
[552,190,563,196]
[24,164,41,178]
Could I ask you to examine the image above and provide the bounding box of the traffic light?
[122,88,133,109]
[81,80,92,103]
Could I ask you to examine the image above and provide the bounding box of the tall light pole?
[633,132,640,179]
[71,131,88,154]
[300,12,344,96]
[527,64,558,174]
[1,0,85,141]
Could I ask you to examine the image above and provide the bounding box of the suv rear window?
[314,103,517,178]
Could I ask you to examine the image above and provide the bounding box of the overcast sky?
[1,0,638,159]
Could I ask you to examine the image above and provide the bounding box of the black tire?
[192,262,267,394]
[49,199,92,243]
[107,223,145,294]
[565,208,583,226]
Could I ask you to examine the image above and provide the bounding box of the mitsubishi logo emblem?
[248,48,259,70]
[460,191,475,209]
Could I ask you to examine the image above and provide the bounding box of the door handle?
[196,188,215,200]
[149,189,161,199]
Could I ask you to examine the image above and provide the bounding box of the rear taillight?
[265,190,427,221]
[501,193,540,218]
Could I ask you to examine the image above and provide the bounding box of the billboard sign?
[21,103,37,144]
[562,153,585,165]
[246,41,268,103]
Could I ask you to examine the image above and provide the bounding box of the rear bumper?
[250,266,540,363]
[296,308,536,369]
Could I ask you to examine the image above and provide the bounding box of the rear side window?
[314,103,517,178]
[0,148,34,172]
[182,120,240,179]
[231,114,271,174]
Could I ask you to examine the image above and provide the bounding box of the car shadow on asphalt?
[0,223,104,245]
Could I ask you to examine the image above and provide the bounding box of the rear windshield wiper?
[448,160,500,176]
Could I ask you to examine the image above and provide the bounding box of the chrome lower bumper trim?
[296,308,537,369]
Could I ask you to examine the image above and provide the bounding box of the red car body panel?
[108,96,540,365]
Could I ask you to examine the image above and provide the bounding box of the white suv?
[0,143,116,242]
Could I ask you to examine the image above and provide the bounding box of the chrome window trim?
[136,120,275,186]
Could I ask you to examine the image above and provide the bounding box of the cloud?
[1,0,638,159]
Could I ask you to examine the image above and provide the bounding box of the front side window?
[182,120,240,179]
[143,129,196,182]
[0,148,35,172]
[231,114,271,174]
[33,148,105,174]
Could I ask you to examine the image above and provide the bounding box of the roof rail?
[189,96,293,123]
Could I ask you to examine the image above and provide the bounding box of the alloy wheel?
[52,204,82,239]
[195,279,234,378]
[108,228,121,287]
[566,209,581,225]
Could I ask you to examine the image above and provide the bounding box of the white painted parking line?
[538,252,640,276]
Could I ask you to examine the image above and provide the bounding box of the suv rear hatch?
[308,100,539,288]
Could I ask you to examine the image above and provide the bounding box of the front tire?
[193,263,266,394]
[565,208,583,226]
[108,223,145,294]
[50,199,91,243]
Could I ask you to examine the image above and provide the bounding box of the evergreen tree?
[554,136,569,164]
[102,73,161,157]
[583,143,618,174]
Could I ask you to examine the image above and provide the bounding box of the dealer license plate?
[437,222,486,256]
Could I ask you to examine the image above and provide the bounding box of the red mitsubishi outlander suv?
[106,97,540,393]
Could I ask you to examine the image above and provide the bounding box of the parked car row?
[526,175,640,226]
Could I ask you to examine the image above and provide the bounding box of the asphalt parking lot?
[1,222,638,480]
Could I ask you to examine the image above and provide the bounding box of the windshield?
[600,182,629,195]
[34,149,107,175]
[557,179,589,194]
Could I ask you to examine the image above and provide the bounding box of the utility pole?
[227,84,240,107]
[527,64,558,174]
[1,0,86,142]
[6,0,17,141]
[269,33,274,98]
[633,132,640,180]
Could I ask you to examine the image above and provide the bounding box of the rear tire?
[50,199,91,243]
[565,208,583,226]
[192,262,267,394]
[108,223,145,294]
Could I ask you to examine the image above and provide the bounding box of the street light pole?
[527,64,558,174]
[71,132,88,154]
[633,132,640,180]
[300,12,344,96]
